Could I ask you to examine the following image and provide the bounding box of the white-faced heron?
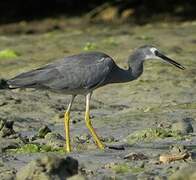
[0,45,185,152]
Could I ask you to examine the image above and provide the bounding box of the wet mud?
[0,19,196,179]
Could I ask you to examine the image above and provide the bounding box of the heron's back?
[7,52,116,94]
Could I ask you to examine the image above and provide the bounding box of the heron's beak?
[155,51,185,70]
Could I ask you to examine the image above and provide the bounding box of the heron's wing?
[7,67,63,88]
[7,52,116,91]
[45,56,115,90]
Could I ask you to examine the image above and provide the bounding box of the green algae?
[126,127,185,144]
[83,42,97,51]
[111,163,144,174]
[0,49,20,59]
[173,103,196,109]
[16,144,39,153]
[136,35,154,40]
[102,37,118,46]
[8,144,65,154]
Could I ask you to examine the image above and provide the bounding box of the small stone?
[37,125,52,138]
[14,98,22,104]
[124,152,148,160]
[101,136,117,143]
[0,101,7,106]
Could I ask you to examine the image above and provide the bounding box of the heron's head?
[134,45,185,70]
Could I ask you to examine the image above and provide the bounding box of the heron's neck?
[103,57,144,85]
[107,67,134,83]
[128,53,144,79]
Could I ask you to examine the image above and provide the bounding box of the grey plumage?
[5,45,185,94]
[7,52,115,93]
[6,52,132,94]
[1,45,185,152]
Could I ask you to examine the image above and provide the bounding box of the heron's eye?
[150,47,157,54]
[154,50,159,56]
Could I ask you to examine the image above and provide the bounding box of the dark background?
[0,0,196,24]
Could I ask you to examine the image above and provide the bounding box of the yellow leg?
[85,111,105,149]
[85,93,105,150]
[64,112,71,152]
[64,95,75,153]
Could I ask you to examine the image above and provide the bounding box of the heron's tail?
[0,79,10,89]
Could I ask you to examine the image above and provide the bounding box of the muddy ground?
[0,18,196,179]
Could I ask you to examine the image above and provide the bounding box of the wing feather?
[7,52,116,92]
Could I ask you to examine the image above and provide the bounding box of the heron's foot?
[97,139,105,150]
[64,112,71,153]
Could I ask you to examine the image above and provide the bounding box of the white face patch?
[98,57,106,62]
[150,47,157,55]
[144,47,159,60]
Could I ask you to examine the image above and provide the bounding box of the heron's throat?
[105,67,136,84]
[128,60,144,79]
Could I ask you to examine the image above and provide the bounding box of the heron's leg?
[85,93,105,150]
[64,95,75,152]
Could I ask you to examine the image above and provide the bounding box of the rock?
[37,125,51,138]
[31,125,52,140]
[0,79,9,89]
[73,133,91,144]
[0,119,26,152]
[44,132,65,148]
[0,120,15,137]
[0,137,24,152]
[16,154,78,180]
[169,163,196,180]
[32,131,65,150]
[172,118,194,134]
